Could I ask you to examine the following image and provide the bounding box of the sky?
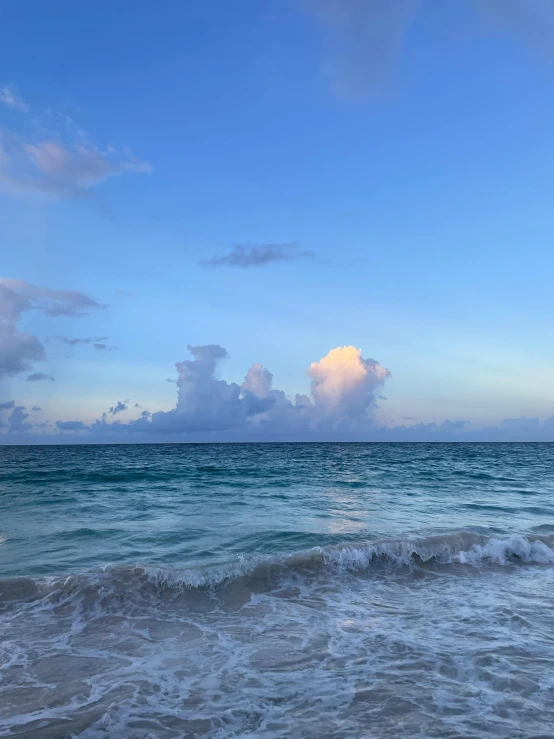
[1,0,554,443]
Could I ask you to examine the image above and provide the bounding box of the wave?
[0,531,554,602]
[2,531,554,605]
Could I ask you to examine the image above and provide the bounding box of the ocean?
[1,443,554,738]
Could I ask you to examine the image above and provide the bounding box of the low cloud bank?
[2,343,552,444]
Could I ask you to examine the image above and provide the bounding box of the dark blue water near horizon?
[2,442,554,737]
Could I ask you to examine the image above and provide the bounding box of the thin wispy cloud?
[108,401,128,416]
[26,372,55,382]
[0,84,151,198]
[201,242,316,268]
[301,0,417,99]
[55,335,110,346]
[0,83,28,112]
[301,0,554,100]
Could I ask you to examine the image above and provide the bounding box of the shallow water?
[1,443,554,737]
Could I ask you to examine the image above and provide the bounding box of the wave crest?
[2,532,554,605]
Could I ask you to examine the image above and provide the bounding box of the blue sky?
[1,0,554,442]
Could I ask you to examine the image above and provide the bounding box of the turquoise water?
[1,443,554,737]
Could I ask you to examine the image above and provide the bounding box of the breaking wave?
[2,531,554,605]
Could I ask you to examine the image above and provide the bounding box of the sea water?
[1,442,554,738]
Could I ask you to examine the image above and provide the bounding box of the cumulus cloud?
[242,363,274,398]
[0,83,28,112]
[6,340,554,442]
[0,85,151,198]
[26,373,55,382]
[142,344,275,433]
[0,278,102,381]
[201,242,316,268]
[50,344,391,440]
[7,406,31,433]
[308,346,390,420]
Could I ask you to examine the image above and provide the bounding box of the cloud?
[56,335,109,346]
[26,373,55,382]
[301,0,418,99]
[301,0,554,100]
[0,278,101,317]
[0,86,151,198]
[7,406,31,433]
[0,321,45,380]
[475,0,554,57]
[201,242,316,268]
[242,363,274,398]
[116,289,134,297]
[31,406,41,411]
[108,401,128,416]
[56,420,89,432]
[50,344,390,440]
[500,416,539,432]
[57,337,92,346]
[308,346,390,420]
[0,278,102,380]
[93,343,118,351]
[439,419,469,432]
[0,83,28,112]
[6,340,554,442]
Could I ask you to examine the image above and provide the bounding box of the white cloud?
[0,83,28,112]
[308,346,390,419]
[242,363,274,398]
[49,343,391,439]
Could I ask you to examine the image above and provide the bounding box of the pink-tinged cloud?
[308,346,390,416]
[49,344,390,439]
[242,363,274,398]
[0,85,151,198]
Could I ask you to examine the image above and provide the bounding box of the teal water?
[1,443,554,737]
